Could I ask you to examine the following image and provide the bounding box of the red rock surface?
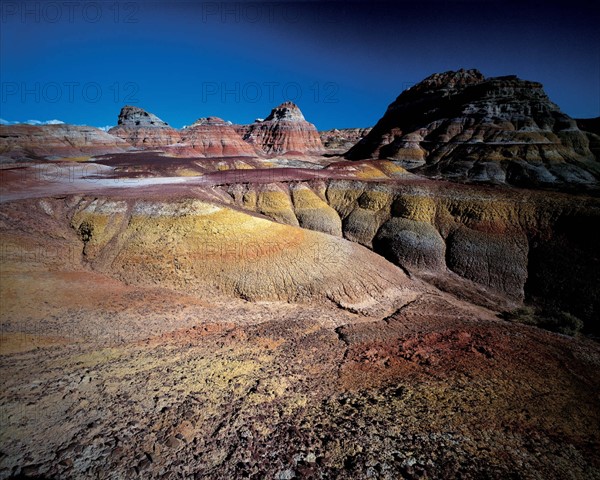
[236,102,324,154]
[107,125,181,148]
[108,107,256,157]
[0,124,128,162]
[168,117,257,157]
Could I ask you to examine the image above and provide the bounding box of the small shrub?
[500,306,536,324]
[541,310,585,336]
[500,306,584,336]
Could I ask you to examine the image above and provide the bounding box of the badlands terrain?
[1,69,599,479]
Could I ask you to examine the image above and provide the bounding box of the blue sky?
[1,1,599,130]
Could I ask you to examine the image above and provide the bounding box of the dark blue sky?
[1,1,599,130]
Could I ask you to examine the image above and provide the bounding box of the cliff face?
[237,102,324,154]
[107,126,181,148]
[109,103,324,157]
[0,124,128,162]
[116,105,170,127]
[346,69,599,187]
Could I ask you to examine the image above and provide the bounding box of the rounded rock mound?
[71,198,419,315]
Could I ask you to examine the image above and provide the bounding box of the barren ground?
[1,161,599,479]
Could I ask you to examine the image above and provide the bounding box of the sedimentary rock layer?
[0,124,128,162]
[219,178,600,331]
[170,117,257,157]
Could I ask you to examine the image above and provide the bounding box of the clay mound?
[237,102,324,154]
[70,197,417,314]
[225,181,347,238]
[346,69,599,187]
[374,217,446,270]
[290,183,343,236]
[171,117,257,157]
[0,124,128,162]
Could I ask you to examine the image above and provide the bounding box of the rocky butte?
[346,69,599,188]
[170,117,257,157]
[0,69,599,479]
[236,101,325,155]
[108,105,182,148]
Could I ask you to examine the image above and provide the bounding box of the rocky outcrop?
[169,117,256,157]
[3,85,600,480]
[0,124,128,162]
[346,69,599,187]
[108,106,181,148]
[237,102,324,154]
[320,127,372,154]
